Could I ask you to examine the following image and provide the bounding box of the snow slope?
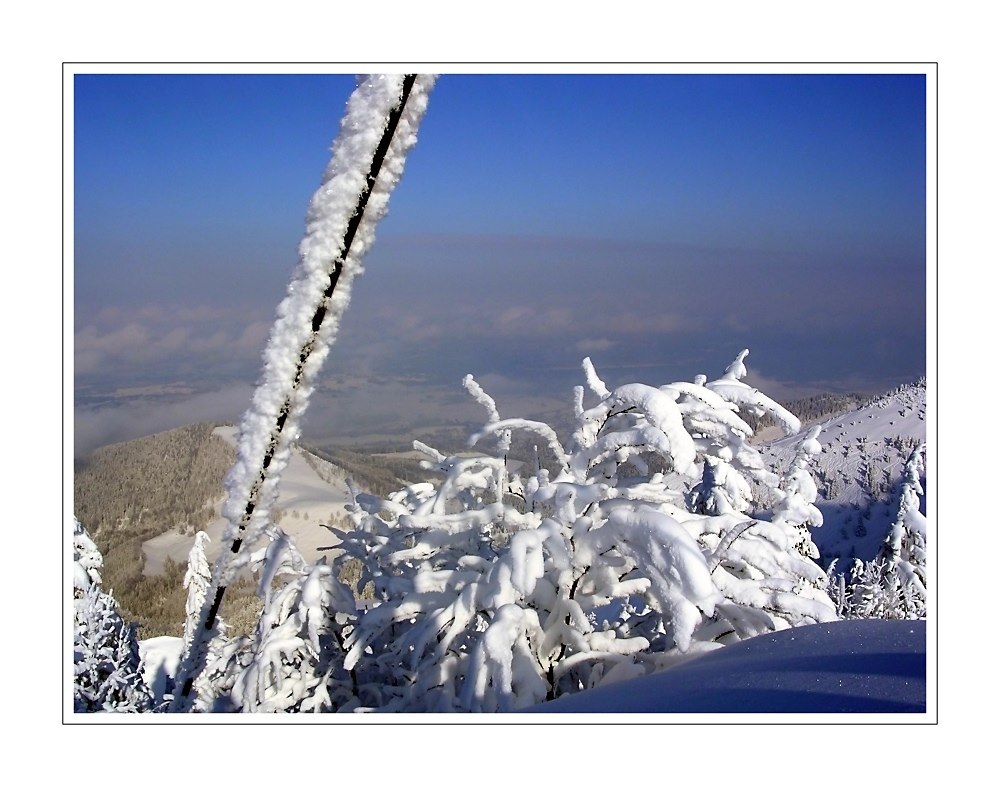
[527,619,926,715]
[139,619,927,716]
[142,425,351,573]
[755,382,927,568]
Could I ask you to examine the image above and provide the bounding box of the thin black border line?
[64,63,938,726]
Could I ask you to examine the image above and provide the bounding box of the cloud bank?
[74,234,925,457]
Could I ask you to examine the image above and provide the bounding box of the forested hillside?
[73,423,253,637]
[74,422,234,537]
[71,422,429,637]
[305,444,428,498]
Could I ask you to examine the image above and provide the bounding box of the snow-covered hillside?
[142,425,352,574]
[756,381,927,568]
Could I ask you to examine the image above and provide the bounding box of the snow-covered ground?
[138,636,184,704]
[139,619,926,716]
[141,425,352,574]
[527,619,926,715]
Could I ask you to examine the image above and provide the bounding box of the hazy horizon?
[72,72,928,457]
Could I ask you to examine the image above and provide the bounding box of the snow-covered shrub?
[829,443,927,620]
[222,532,358,712]
[73,519,152,712]
[317,351,837,712]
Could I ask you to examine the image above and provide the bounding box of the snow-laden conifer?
[73,516,103,592]
[831,443,927,619]
[884,442,928,597]
[174,530,244,709]
[73,520,152,712]
[182,531,212,648]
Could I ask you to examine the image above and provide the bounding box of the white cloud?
[74,306,268,380]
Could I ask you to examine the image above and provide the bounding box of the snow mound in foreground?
[140,620,926,715]
[526,619,925,714]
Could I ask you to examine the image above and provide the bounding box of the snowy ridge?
[755,380,927,567]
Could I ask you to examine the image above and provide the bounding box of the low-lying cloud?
[73,234,926,455]
[74,384,255,458]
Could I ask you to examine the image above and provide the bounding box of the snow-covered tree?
[208,530,355,712]
[174,530,244,710]
[73,516,103,592]
[883,442,928,605]
[305,351,838,712]
[73,519,152,713]
[182,531,212,648]
[831,443,927,620]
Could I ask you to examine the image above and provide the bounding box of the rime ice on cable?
[171,74,436,711]
[222,75,435,572]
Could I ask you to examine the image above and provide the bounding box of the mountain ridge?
[757,379,927,568]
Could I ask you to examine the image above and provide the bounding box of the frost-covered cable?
[171,73,435,710]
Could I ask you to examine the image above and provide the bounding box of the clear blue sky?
[73,72,927,454]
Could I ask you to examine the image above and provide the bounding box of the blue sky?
[73,72,928,455]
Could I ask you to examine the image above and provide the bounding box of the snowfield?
[527,619,926,715]
[138,636,183,705]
